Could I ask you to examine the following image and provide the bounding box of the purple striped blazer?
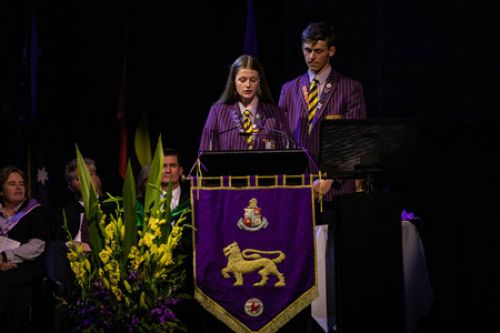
[279,70,366,195]
[199,101,289,151]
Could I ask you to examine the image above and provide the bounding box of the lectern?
[197,149,309,176]
[191,149,318,333]
[319,119,416,333]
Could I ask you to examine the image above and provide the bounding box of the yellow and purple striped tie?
[242,110,254,149]
[308,78,319,134]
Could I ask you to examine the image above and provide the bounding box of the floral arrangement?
[65,138,191,332]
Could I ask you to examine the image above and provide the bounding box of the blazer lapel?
[230,103,243,129]
[310,70,337,131]
[299,74,311,113]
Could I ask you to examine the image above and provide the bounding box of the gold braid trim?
[195,288,251,333]
[195,286,319,333]
[258,286,319,333]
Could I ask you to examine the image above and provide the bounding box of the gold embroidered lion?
[221,241,286,287]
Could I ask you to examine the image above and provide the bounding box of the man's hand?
[313,179,334,195]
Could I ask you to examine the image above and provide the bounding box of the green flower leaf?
[68,137,187,332]
[75,145,103,256]
[144,136,163,218]
[121,160,137,274]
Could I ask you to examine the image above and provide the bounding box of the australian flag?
[17,0,51,206]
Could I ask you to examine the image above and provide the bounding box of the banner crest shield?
[191,176,318,333]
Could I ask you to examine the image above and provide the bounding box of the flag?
[32,125,50,206]
[18,0,50,206]
[117,57,128,178]
[242,0,258,58]
[29,0,50,206]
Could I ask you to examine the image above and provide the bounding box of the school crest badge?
[238,198,268,231]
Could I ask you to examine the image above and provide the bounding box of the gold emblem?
[244,298,264,317]
[263,139,276,150]
[301,85,309,103]
[325,114,345,120]
[238,198,268,231]
[221,242,286,287]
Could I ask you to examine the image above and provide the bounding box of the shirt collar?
[308,63,332,86]
[238,96,259,116]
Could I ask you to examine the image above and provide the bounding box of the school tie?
[308,78,319,134]
[242,110,254,149]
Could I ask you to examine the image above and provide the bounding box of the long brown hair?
[217,55,274,104]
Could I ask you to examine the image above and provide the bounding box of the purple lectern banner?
[191,181,317,333]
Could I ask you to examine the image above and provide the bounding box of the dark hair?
[64,158,97,184]
[0,165,28,203]
[137,148,182,199]
[301,22,336,48]
[218,54,274,104]
[163,148,182,167]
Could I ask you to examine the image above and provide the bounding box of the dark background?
[1,0,499,331]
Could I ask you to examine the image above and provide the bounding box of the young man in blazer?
[279,21,367,197]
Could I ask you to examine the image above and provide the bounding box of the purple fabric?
[198,102,289,151]
[279,70,367,197]
[193,186,315,331]
[401,210,416,221]
[242,0,258,58]
[0,199,41,235]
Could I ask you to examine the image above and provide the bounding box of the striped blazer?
[199,101,289,151]
[279,70,366,194]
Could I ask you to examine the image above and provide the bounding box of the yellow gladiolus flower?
[149,217,159,229]
[138,232,155,248]
[105,222,115,240]
[67,250,79,262]
[110,272,120,286]
[112,286,123,301]
[66,147,191,331]
[128,246,138,259]
[99,249,111,264]
[105,262,114,273]
[160,252,172,266]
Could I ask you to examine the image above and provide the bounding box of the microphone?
[253,114,322,173]
[208,126,243,151]
[255,114,298,150]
